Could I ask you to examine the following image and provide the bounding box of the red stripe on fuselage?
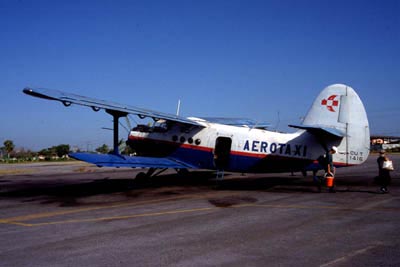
[231,150,266,159]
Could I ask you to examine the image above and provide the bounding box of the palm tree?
[3,140,15,159]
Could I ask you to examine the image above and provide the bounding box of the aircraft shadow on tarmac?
[0,178,135,207]
[0,171,384,207]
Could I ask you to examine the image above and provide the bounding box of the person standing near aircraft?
[324,146,337,193]
[314,146,337,192]
[325,146,337,174]
[377,150,392,193]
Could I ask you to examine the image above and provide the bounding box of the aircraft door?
[214,137,232,170]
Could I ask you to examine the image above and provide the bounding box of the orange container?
[326,175,334,187]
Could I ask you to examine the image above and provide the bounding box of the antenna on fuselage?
[176,99,181,116]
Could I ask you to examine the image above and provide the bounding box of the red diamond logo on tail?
[321,95,339,112]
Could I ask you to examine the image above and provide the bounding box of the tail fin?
[291,84,370,165]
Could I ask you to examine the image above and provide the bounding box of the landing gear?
[216,169,225,180]
[136,168,156,179]
[134,168,156,186]
[176,168,189,177]
[135,171,149,184]
[133,168,189,186]
[135,168,166,182]
[213,169,225,190]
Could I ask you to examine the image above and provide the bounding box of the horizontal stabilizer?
[69,153,198,169]
[289,124,346,138]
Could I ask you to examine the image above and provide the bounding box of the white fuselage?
[127,120,361,173]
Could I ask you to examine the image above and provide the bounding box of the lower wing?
[70,153,198,169]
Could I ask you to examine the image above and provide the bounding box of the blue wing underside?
[70,153,198,169]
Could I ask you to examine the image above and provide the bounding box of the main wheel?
[135,172,149,185]
[177,168,189,177]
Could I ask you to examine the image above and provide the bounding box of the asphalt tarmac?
[0,155,399,267]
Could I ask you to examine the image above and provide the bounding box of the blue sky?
[1,0,399,151]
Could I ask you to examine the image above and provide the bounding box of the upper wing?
[23,87,204,127]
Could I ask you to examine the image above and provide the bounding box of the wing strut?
[106,109,128,155]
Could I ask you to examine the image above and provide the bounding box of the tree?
[122,143,134,155]
[3,140,15,159]
[55,144,70,157]
[15,148,37,161]
[38,147,54,160]
[96,144,110,154]
[38,144,70,159]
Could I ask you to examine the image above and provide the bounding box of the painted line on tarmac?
[355,197,399,210]
[2,193,397,227]
[234,203,352,211]
[7,207,217,227]
[234,197,400,212]
[319,242,384,267]
[0,220,35,227]
[0,202,353,227]
[0,169,36,175]
[0,191,242,227]
[0,195,190,223]
[0,201,356,227]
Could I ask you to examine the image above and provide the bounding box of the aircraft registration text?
[350,151,364,162]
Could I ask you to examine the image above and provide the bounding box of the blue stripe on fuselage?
[170,146,312,173]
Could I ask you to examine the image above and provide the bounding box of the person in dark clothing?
[314,146,337,192]
[324,146,337,175]
[325,146,337,192]
[377,150,391,193]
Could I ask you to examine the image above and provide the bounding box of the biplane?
[23,84,370,180]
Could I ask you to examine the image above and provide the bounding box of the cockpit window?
[132,120,169,133]
[132,124,151,132]
[152,120,169,132]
